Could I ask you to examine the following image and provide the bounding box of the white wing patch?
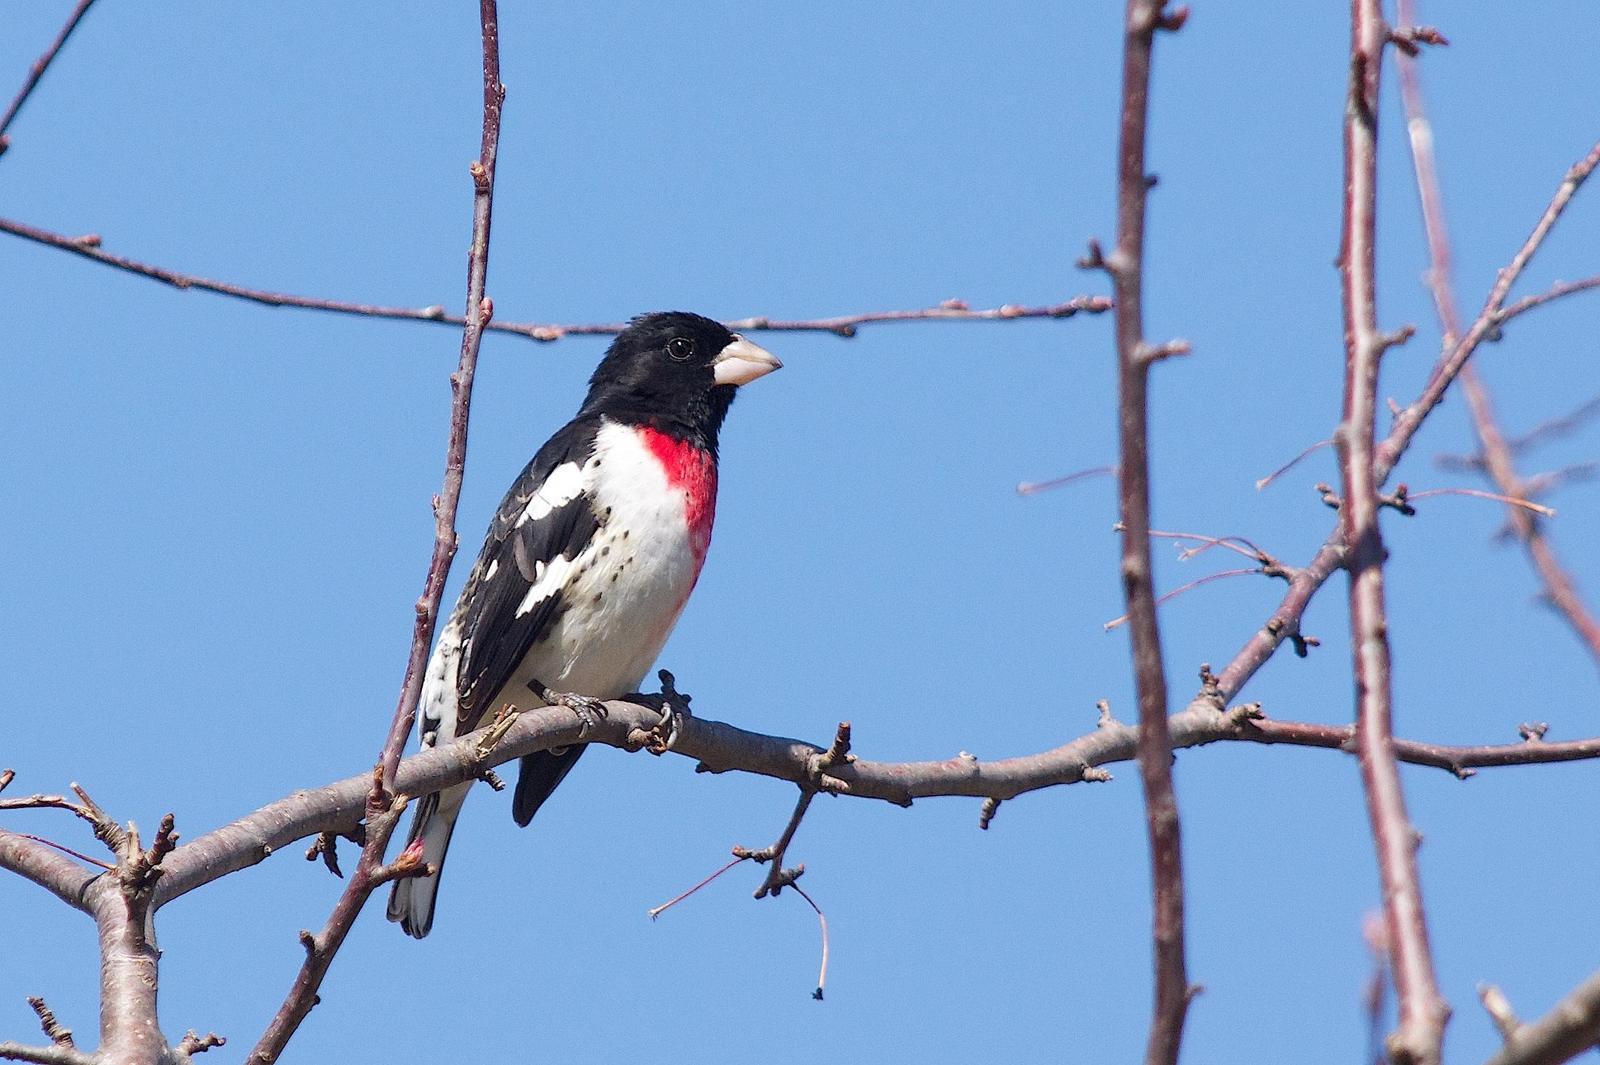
[515,461,584,528]
[514,554,576,618]
[419,616,464,746]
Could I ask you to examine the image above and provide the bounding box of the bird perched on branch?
[388,311,782,937]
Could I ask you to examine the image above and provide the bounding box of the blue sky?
[4,3,1599,1063]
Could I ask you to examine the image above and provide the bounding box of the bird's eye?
[666,336,695,361]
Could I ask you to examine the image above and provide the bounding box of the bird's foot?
[625,669,693,754]
[539,687,609,739]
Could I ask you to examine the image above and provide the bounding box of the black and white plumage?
[387,311,781,938]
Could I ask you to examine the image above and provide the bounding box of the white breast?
[509,419,704,705]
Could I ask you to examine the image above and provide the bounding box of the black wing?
[453,416,604,730]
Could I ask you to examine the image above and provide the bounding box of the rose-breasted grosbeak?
[387,311,781,938]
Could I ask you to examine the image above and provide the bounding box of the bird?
[387,311,782,938]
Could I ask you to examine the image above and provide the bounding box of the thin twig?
[789,880,831,1001]
[1097,2,1194,1062]
[1143,528,1274,565]
[1395,0,1600,671]
[1016,465,1117,496]
[1494,277,1600,333]
[1403,487,1554,518]
[0,0,100,155]
[1256,438,1336,491]
[244,6,503,1064]
[646,855,749,920]
[1104,568,1266,631]
[13,833,114,871]
[0,215,1110,343]
[1340,5,1446,1061]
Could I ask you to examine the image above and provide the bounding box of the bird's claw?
[642,668,693,753]
[541,688,609,739]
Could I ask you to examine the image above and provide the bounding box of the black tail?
[512,745,588,827]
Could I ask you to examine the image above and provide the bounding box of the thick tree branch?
[0,217,1108,343]
[0,0,99,156]
[1095,4,1196,1061]
[1394,0,1600,669]
[133,696,1600,914]
[1339,5,1447,1062]
[0,828,99,913]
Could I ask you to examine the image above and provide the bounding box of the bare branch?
[176,1031,227,1056]
[1478,983,1523,1044]
[735,790,816,900]
[1485,970,1600,1065]
[1494,277,1600,335]
[1189,134,1600,797]
[249,4,504,1062]
[0,829,98,913]
[1376,138,1600,483]
[135,695,1600,915]
[1339,3,1447,1061]
[1395,0,1600,670]
[25,998,73,1049]
[0,217,1107,345]
[1101,3,1196,1059]
[0,0,99,156]
[0,1042,91,1065]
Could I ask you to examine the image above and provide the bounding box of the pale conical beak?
[712,335,783,386]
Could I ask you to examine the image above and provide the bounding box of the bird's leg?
[624,668,693,753]
[536,684,609,739]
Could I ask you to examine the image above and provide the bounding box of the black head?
[579,311,782,451]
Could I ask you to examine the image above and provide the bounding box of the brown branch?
[1190,133,1600,808]
[0,0,99,156]
[1495,277,1600,335]
[25,998,73,1050]
[1395,1,1600,670]
[0,216,1108,343]
[735,791,816,900]
[245,6,503,1064]
[0,828,101,915]
[1484,970,1600,1065]
[1094,3,1195,1061]
[1340,5,1447,1061]
[1376,138,1600,484]
[131,695,1600,914]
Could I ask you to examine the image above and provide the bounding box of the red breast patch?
[637,426,718,566]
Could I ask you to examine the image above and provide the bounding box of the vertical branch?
[1394,3,1600,669]
[1102,3,1194,1062]
[1338,3,1447,1063]
[243,5,504,1063]
[374,1,503,802]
